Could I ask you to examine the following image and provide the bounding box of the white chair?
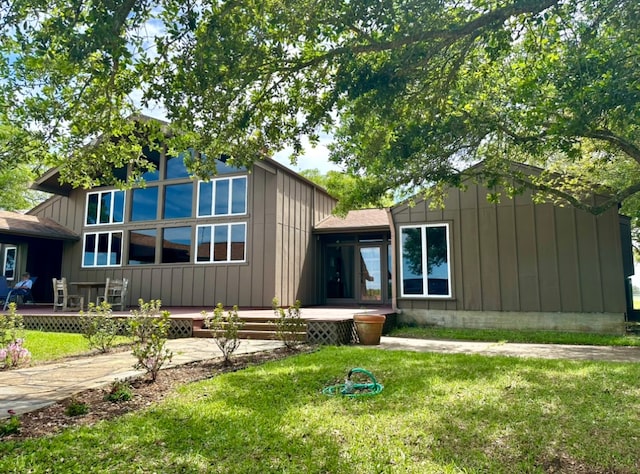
[97,278,128,310]
[52,278,84,312]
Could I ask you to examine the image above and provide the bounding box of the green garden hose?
[322,368,384,397]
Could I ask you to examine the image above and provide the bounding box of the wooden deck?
[8,304,396,344]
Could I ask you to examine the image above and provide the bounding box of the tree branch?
[284,0,560,72]
[584,129,640,165]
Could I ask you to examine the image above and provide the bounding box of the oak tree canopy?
[1,0,638,220]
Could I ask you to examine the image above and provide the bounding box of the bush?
[272,298,305,349]
[65,398,88,417]
[0,305,30,369]
[0,413,20,437]
[0,303,25,347]
[79,302,121,353]
[204,303,244,365]
[129,299,173,382]
[104,379,133,403]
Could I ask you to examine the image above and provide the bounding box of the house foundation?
[398,309,627,335]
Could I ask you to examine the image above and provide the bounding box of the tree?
[300,169,395,214]
[2,1,639,216]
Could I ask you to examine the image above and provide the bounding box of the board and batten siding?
[392,182,626,315]
[29,163,335,308]
[273,170,336,306]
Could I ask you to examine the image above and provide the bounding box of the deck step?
[193,328,306,341]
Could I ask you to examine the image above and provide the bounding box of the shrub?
[104,379,133,403]
[0,411,20,437]
[79,302,121,353]
[0,339,31,369]
[129,299,173,382]
[65,398,88,417]
[272,298,305,349]
[0,305,30,370]
[0,303,25,347]
[204,303,244,365]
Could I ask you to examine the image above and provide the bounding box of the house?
[0,147,633,334]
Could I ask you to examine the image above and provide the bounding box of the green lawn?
[1,346,639,473]
[22,330,131,363]
[389,326,640,346]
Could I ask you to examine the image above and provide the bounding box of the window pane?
[142,148,160,181]
[401,227,424,295]
[113,191,125,223]
[162,227,191,263]
[97,233,110,266]
[214,179,230,215]
[230,223,246,261]
[215,157,246,174]
[196,226,212,262]
[131,187,158,221]
[99,192,112,224]
[86,194,98,225]
[231,177,247,214]
[110,233,122,265]
[129,229,156,265]
[164,183,193,219]
[213,225,228,261]
[83,234,96,266]
[166,152,190,179]
[198,181,213,217]
[426,226,449,296]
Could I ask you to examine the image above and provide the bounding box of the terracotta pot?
[353,314,386,345]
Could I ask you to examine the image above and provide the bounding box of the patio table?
[70,281,106,309]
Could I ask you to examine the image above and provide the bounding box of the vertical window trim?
[85,190,125,226]
[399,223,452,298]
[82,231,123,268]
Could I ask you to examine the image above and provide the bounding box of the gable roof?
[0,211,79,241]
[314,209,390,233]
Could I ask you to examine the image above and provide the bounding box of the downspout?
[385,207,399,313]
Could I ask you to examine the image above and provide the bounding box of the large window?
[85,190,125,225]
[131,187,159,221]
[400,224,451,297]
[166,151,191,179]
[128,229,156,265]
[162,227,192,263]
[83,231,122,267]
[197,177,247,217]
[196,223,246,263]
[164,183,193,219]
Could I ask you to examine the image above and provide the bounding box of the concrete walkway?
[0,338,283,419]
[1,336,639,420]
[379,336,640,363]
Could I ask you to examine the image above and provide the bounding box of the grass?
[1,346,639,473]
[21,330,131,363]
[389,326,640,346]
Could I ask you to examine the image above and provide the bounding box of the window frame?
[82,231,123,268]
[399,223,452,298]
[85,190,125,226]
[3,246,16,281]
[195,222,247,264]
[197,176,248,218]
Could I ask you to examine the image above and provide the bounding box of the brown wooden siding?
[30,161,336,308]
[273,170,336,306]
[392,181,626,314]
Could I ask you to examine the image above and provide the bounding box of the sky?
[272,135,342,175]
